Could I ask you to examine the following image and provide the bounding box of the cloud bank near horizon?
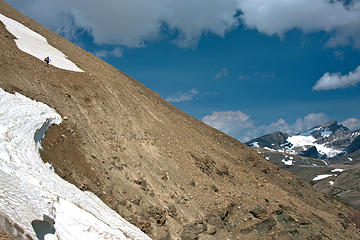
[341,117,360,130]
[6,0,360,50]
[201,111,347,142]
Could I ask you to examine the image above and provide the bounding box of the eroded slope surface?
[0,88,150,240]
[1,1,360,239]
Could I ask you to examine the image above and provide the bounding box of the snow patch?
[287,135,341,158]
[331,168,344,173]
[287,135,316,147]
[321,131,332,137]
[281,159,293,166]
[312,174,333,181]
[250,142,260,148]
[0,13,83,72]
[348,158,353,162]
[329,181,334,186]
[0,88,150,240]
[263,147,276,152]
[350,132,360,137]
[315,144,341,158]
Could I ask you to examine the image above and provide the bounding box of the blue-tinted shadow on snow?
[34,119,52,145]
[31,215,55,240]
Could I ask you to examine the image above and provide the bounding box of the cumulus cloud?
[202,110,255,141]
[313,65,360,90]
[165,89,199,103]
[7,0,240,48]
[268,113,330,134]
[215,67,229,79]
[202,111,330,142]
[238,0,360,48]
[342,118,360,130]
[7,0,360,49]
[94,47,123,59]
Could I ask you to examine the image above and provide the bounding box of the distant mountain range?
[246,121,360,210]
[246,121,360,162]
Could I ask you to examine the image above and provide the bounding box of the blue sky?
[7,0,360,141]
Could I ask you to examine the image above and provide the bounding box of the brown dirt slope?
[0,229,15,240]
[1,1,360,239]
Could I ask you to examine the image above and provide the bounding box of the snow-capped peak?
[247,120,359,161]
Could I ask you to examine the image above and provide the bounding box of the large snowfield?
[0,13,150,240]
[0,88,151,240]
[0,13,83,72]
[286,135,342,159]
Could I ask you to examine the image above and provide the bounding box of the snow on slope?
[249,142,259,148]
[0,13,83,72]
[281,159,293,166]
[0,88,150,240]
[286,135,342,158]
[312,174,333,181]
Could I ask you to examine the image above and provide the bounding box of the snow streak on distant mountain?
[247,121,360,162]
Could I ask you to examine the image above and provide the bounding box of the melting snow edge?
[0,88,150,240]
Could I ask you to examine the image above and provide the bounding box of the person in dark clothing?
[44,56,50,67]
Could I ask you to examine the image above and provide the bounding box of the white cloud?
[215,67,229,79]
[313,65,360,90]
[8,0,360,49]
[238,0,360,48]
[94,47,123,59]
[165,89,199,103]
[342,118,360,130]
[7,0,240,48]
[256,113,330,138]
[287,113,330,133]
[202,110,255,141]
[202,111,330,142]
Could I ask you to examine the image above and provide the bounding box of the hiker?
[44,56,50,67]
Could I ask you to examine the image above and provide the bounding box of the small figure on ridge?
[44,56,50,67]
